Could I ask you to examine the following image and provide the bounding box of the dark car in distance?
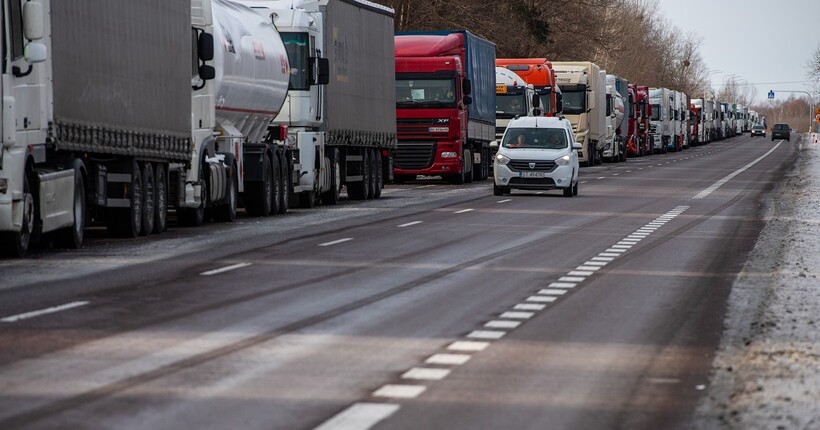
[772,123,791,141]
[751,125,766,137]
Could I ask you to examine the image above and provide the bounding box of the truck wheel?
[246,156,272,217]
[154,164,168,233]
[373,149,383,198]
[1,174,34,257]
[270,152,282,215]
[464,149,473,183]
[322,148,341,204]
[110,161,142,238]
[299,190,317,208]
[347,149,369,200]
[141,162,155,236]
[178,165,207,227]
[55,165,86,249]
[213,163,237,222]
[472,148,483,181]
[278,150,290,214]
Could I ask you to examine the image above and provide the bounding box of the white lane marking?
[1,301,90,323]
[613,173,620,176]
[319,238,354,247]
[689,143,783,201]
[467,330,506,339]
[427,353,472,365]
[447,341,489,352]
[597,177,605,180]
[599,253,620,258]
[373,385,426,399]
[575,266,601,271]
[567,271,593,276]
[526,296,557,303]
[398,221,423,228]
[313,402,400,430]
[537,289,567,296]
[536,191,545,195]
[612,245,632,249]
[559,276,586,282]
[604,249,626,254]
[627,235,646,239]
[497,199,512,203]
[591,257,614,262]
[454,209,474,214]
[549,282,577,288]
[402,368,451,381]
[583,261,608,266]
[515,303,546,311]
[501,311,535,319]
[626,170,632,173]
[485,320,521,329]
[200,263,252,276]
[580,181,589,184]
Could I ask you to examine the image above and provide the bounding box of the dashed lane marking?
[313,403,400,430]
[373,385,427,399]
[318,238,354,247]
[485,320,522,329]
[500,311,535,319]
[426,353,472,365]
[447,341,489,352]
[1,301,90,323]
[397,221,423,228]
[467,330,506,340]
[402,368,451,381]
[454,209,474,214]
[497,199,512,203]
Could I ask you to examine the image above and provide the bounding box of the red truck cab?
[496,58,562,116]
[634,85,652,156]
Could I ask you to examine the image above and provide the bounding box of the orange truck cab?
[496,58,562,117]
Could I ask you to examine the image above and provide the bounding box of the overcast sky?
[656,0,820,104]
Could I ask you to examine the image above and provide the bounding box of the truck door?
[7,0,46,147]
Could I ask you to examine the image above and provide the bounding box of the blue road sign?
[768,90,775,99]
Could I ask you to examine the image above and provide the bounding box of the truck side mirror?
[463,79,472,95]
[311,58,330,85]
[24,42,47,64]
[463,95,473,106]
[587,93,595,111]
[199,65,216,81]
[556,93,563,113]
[23,1,44,41]
[198,32,215,61]
[532,94,540,109]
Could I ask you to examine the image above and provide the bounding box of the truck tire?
[472,147,485,181]
[464,149,473,183]
[270,152,282,215]
[245,156,272,217]
[278,150,290,214]
[55,164,86,249]
[321,148,341,205]
[213,162,237,222]
[141,162,156,236]
[299,190,317,208]
[154,164,168,233]
[347,149,369,200]
[178,164,207,227]
[109,160,142,238]
[1,174,34,257]
[372,149,383,199]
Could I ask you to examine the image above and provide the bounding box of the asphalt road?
[0,134,797,430]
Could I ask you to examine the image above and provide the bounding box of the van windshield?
[502,128,568,149]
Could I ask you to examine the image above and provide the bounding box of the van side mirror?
[462,79,472,95]
[198,32,214,61]
[23,1,44,41]
[572,142,582,150]
[311,57,330,85]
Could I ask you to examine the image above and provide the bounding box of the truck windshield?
[650,104,661,120]
[561,90,586,115]
[396,79,456,108]
[496,94,527,119]
[281,32,310,91]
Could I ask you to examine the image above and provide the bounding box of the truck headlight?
[495,154,510,165]
[555,154,571,166]
[441,151,458,158]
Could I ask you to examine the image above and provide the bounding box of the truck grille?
[396,141,436,170]
[508,159,556,172]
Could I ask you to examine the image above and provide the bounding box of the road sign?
[768,90,775,99]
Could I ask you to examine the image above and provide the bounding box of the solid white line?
[692,143,781,200]
[447,341,489,352]
[398,221,423,228]
[427,353,472,365]
[559,276,586,282]
[313,403,400,430]
[549,282,577,288]
[373,385,426,399]
[319,238,354,247]
[1,301,90,323]
[402,368,451,381]
[526,296,557,303]
[454,209,474,214]
[497,199,512,203]
[537,289,567,296]
[514,303,546,311]
[467,330,506,339]
[501,311,535,319]
[485,320,521,329]
[200,262,252,276]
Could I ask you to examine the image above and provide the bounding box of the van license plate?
[520,171,545,178]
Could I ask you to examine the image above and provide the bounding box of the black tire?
[278,150,289,214]
[464,149,473,183]
[503,187,511,195]
[213,163,237,222]
[54,164,85,249]
[493,183,504,196]
[154,164,168,233]
[299,190,316,208]
[321,148,341,205]
[1,173,34,257]
[109,161,142,238]
[563,185,573,197]
[347,149,369,200]
[373,149,383,198]
[179,164,207,227]
[141,162,155,236]
[573,178,579,196]
[245,156,273,217]
[270,152,282,215]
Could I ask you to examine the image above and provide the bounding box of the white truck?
[495,67,539,140]
[553,62,606,166]
[605,74,628,162]
[242,0,396,206]
[649,87,672,154]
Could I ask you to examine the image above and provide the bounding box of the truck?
[669,90,683,152]
[494,67,539,141]
[605,74,628,162]
[496,58,562,117]
[630,85,652,157]
[649,87,672,154]
[242,0,397,206]
[553,62,606,166]
[1,0,198,257]
[394,30,496,184]
[690,99,708,146]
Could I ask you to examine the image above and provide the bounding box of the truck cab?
[553,61,606,166]
[649,87,671,153]
[496,58,562,117]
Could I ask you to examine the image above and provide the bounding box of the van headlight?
[555,154,571,166]
[495,154,510,165]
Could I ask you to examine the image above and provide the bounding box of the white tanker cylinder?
[211,0,290,143]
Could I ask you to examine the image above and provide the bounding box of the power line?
[712,80,814,87]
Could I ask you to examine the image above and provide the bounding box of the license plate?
[520,171,545,178]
